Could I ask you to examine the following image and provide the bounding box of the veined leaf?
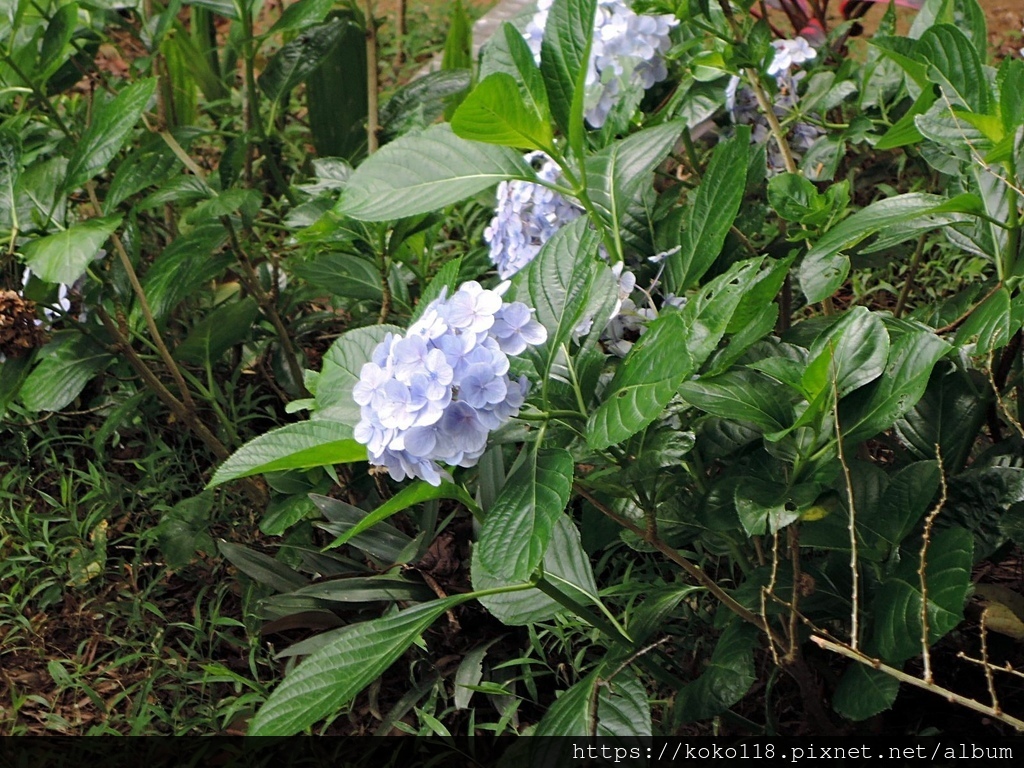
[804,307,889,400]
[209,421,366,486]
[798,193,983,303]
[832,664,900,721]
[842,325,950,444]
[337,124,533,221]
[871,526,973,664]
[314,324,403,425]
[666,127,749,291]
[451,73,554,151]
[533,667,651,737]
[477,448,574,582]
[260,18,350,105]
[679,369,791,432]
[326,481,479,550]
[675,622,759,722]
[587,259,764,450]
[64,78,156,190]
[22,216,120,285]
[20,335,112,412]
[585,121,683,253]
[917,24,990,114]
[250,597,462,734]
[473,514,600,626]
[540,0,596,141]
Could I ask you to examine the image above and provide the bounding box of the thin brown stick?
[86,184,196,411]
[894,233,927,319]
[833,363,859,651]
[980,609,1001,714]
[935,283,1003,334]
[811,635,1024,731]
[787,526,801,661]
[918,449,947,684]
[575,483,777,642]
[222,218,309,397]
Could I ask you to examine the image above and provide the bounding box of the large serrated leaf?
[512,216,609,378]
[259,18,350,104]
[587,259,763,450]
[666,128,749,291]
[841,326,950,444]
[20,335,112,412]
[540,0,596,140]
[477,448,574,582]
[832,664,900,721]
[679,369,791,432]
[804,307,889,400]
[473,514,599,626]
[871,526,973,664]
[798,193,982,303]
[209,421,366,487]
[337,124,532,221]
[22,216,120,285]
[917,24,990,115]
[313,324,403,425]
[451,73,553,151]
[534,667,651,737]
[584,121,683,253]
[675,622,758,722]
[248,597,463,735]
[64,78,156,191]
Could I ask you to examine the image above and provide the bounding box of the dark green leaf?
[842,326,950,443]
[804,307,889,400]
[249,597,464,735]
[325,481,478,550]
[173,297,259,364]
[379,71,472,143]
[39,3,78,79]
[20,335,112,412]
[218,540,308,593]
[666,128,749,291]
[208,421,366,486]
[65,78,157,190]
[832,664,900,721]
[337,124,532,221]
[290,253,383,302]
[894,366,988,473]
[155,493,215,569]
[675,622,758,722]
[587,259,764,449]
[477,448,574,582]
[534,667,651,736]
[259,18,349,104]
[22,216,120,285]
[679,369,791,432]
[267,0,335,35]
[799,193,982,304]
[871,527,973,664]
[306,12,368,160]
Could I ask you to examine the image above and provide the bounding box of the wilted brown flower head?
[0,289,47,358]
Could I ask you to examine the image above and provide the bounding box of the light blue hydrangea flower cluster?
[484,152,583,280]
[725,37,823,175]
[525,0,677,128]
[353,281,548,486]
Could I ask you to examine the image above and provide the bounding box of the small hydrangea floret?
[353,281,548,486]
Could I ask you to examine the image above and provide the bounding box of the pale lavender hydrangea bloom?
[484,152,583,279]
[725,36,823,175]
[353,281,548,486]
[524,0,677,127]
